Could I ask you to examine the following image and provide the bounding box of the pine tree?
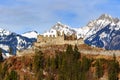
[66,45,73,54]
[33,50,45,80]
[34,50,44,72]
[0,62,2,80]
[108,54,119,80]
[1,63,8,79]
[81,56,91,72]
[95,59,104,79]
[6,70,19,80]
[58,45,83,80]
[36,69,44,80]
[74,45,80,60]
[0,48,3,61]
[113,53,116,62]
[108,61,119,80]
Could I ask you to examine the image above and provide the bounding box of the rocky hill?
[1,13,120,57]
[0,44,120,80]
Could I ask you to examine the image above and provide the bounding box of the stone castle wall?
[35,32,84,47]
[37,34,65,45]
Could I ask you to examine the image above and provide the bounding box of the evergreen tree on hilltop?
[113,53,116,62]
[0,48,3,61]
[74,45,80,60]
[95,59,104,79]
[108,54,119,80]
[33,50,44,80]
[66,45,73,54]
[81,56,91,72]
[58,45,83,80]
[34,50,44,72]
[6,70,19,80]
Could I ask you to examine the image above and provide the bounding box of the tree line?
[0,45,119,80]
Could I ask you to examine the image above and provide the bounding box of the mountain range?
[1,14,120,57]
[84,14,120,50]
[0,29,38,57]
[42,22,89,39]
[43,14,120,50]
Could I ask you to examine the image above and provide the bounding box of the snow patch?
[22,31,38,39]
[16,36,27,50]
[99,32,107,39]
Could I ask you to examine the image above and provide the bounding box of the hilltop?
[0,44,120,80]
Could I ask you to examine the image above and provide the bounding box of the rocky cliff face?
[0,28,37,57]
[84,14,120,50]
[37,14,120,50]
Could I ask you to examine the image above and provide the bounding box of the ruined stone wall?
[37,35,65,46]
[35,34,84,47]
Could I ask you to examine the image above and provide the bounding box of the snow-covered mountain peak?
[98,14,119,23]
[98,14,113,20]
[0,28,37,58]
[43,22,76,37]
[22,31,38,39]
[84,14,120,50]
[52,22,69,30]
[83,14,120,39]
[56,21,62,24]
[0,28,11,36]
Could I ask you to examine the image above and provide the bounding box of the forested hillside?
[0,45,119,80]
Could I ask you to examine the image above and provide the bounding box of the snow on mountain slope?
[43,22,76,37]
[0,29,37,57]
[0,28,11,36]
[74,26,90,39]
[84,14,120,50]
[42,22,93,39]
[73,14,114,39]
[84,14,119,39]
[22,31,38,39]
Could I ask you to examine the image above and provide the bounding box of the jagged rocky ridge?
[43,22,76,37]
[84,14,120,50]
[43,14,120,50]
[1,13,118,56]
[43,22,90,39]
[0,29,38,57]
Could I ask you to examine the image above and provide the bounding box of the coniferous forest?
[0,45,119,80]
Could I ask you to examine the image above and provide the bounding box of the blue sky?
[0,0,120,34]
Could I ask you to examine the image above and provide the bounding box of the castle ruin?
[34,31,84,47]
